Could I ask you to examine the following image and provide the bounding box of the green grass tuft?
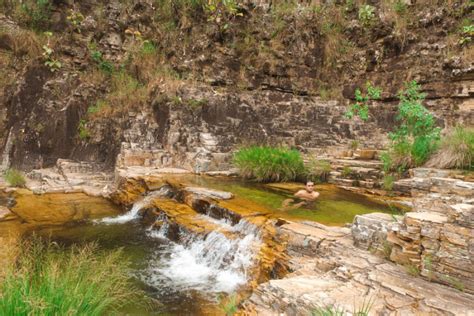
[306,158,332,183]
[4,168,26,187]
[233,146,305,182]
[427,125,474,170]
[0,237,140,315]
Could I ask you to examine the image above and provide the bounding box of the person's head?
[305,181,315,193]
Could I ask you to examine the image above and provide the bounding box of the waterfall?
[0,128,13,172]
[144,219,261,293]
[100,188,170,224]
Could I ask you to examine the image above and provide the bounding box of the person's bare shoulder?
[294,190,306,198]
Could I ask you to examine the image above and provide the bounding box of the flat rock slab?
[184,187,234,200]
[405,211,448,224]
[0,205,15,221]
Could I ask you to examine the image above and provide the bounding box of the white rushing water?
[100,188,169,224]
[144,219,261,293]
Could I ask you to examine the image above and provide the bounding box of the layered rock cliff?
[0,0,472,172]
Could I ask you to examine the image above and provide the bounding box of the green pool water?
[172,176,403,225]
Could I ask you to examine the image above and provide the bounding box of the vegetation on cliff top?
[0,237,140,315]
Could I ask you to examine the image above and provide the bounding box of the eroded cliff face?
[0,0,472,171]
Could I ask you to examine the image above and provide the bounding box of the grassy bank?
[233,146,305,182]
[0,237,139,315]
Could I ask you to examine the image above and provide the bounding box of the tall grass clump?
[233,146,305,182]
[427,125,474,170]
[4,168,26,187]
[306,158,332,183]
[0,237,139,316]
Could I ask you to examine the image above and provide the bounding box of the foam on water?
[99,189,169,224]
[144,219,261,293]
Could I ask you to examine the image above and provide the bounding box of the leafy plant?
[78,119,90,140]
[0,237,140,315]
[66,9,85,32]
[42,32,61,72]
[346,82,382,121]
[427,125,473,170]
[205,0,242,20]
[233,146,305,182]
[459,24,473,46]
[383,81,440,172]
[4,168,26,187]
[358,4,376,27]
[90,48,114,74]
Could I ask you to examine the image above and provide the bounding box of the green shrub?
[394,0,407,15]
[78,119,90,140]
[90,49,114,74]
[0,237,139,315]
[20,0,52,30]
[346,82,381,121]
[4,168,26,187]
[427,125,474,170]
[341,165,352,177]
[358,4,376,27]
[383,81,440,172]
[306,159,331,182]
[141,40,157,55]
[233,146,305,182]
[459,24,473,46]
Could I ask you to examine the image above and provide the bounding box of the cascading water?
[100,187,171,224]
[143,218,261,293]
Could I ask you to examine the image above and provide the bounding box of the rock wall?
[352,168,474,294]
[0,1,472,171]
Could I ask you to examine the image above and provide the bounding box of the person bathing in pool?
[281,181,320,210]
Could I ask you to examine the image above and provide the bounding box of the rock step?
[150,198,238,239]
[328,177,381,189]
[394,176,474,196]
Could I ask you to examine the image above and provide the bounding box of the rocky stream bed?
[0,161,473,315]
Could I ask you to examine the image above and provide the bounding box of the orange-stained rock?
[10,189,120,225]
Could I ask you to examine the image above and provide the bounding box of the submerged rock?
[184,186,234,200]
[9,189,120,225]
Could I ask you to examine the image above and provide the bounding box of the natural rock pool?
[1,176,405,315]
